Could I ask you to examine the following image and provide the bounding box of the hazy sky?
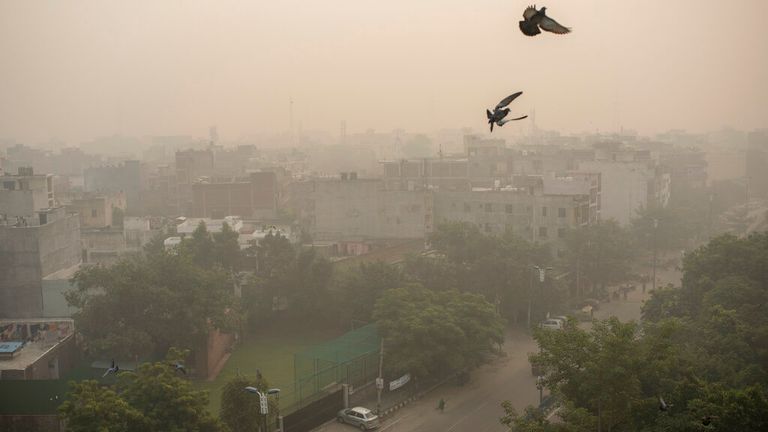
[1,0,767,143]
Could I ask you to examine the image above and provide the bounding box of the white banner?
[389,373,411,391]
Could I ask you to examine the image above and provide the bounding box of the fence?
[280,324,380,414]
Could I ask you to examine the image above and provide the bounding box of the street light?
[527,265,554,329]
[536,375,544,406]
[244,387,282,432]
[652,218,658,291]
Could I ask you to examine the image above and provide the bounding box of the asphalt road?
[316,328,541,432]
[317,257,683,432]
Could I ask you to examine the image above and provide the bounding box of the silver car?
[337,406,380,430]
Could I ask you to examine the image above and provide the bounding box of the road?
[317,257,683,432]
[316,328,540,432]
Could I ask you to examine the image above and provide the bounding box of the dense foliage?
[220,374,277,432]
[60,349,222,432]
[504,232,768,432]
[373,283,504,380]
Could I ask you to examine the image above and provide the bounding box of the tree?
[220,374,277,432]
[561,221,635,297]
[373,284,504,380]
[182,221,216,268]
[60,349,222,432]
[213,221,242,270]
[67,253,238,359]
[118,349,221,432]
[333,261,402,323]
[59,381,147,432]
[631,205,691,252]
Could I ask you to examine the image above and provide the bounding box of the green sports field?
[196,324,342,416]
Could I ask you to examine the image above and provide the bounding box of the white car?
[337,406,380,430]
[539,319,563,330]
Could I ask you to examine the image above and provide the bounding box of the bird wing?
[519,20,541,36]
[102,370,110,378]
[523,5,537,20]
[179,366,186,374]
[539,16,571,34]
[111,359,115,368]
[499,115,529,125]
[496,92,523,110]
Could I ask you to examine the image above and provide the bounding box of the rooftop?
[0,319,74,371]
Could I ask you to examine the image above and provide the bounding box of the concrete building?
[0,208,81,318]
[380,159,471,192]
[176,148,215,213]
[288,177,430,241]
[0,319,77,380]
[288,174,593,256]
[83,161,142,214]
[0,167,54,219]
[746,130,768,198]
[578,160,669,225]
[67,192,127,229]
[190,172,279,219]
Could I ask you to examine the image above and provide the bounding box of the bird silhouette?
[658,396,673,412]
[169,362,187,375]
[519,5,571,37]
[102,359,119,377]
[487,92,527,132]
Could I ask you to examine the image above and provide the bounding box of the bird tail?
[490,122,494,132]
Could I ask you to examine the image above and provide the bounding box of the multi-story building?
[190,172,279,219]
[0,207,81,318]
[287,173,594,256]
[0,167,54,219]
[67,192,127,229]
[746,130,768,198]
[83,160,142,214]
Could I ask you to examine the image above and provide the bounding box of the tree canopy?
[60,349,222,432]
[373,283,504,380]
[67,252,238,359]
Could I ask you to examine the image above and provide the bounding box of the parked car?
[337,407,380,430]
[539,319,563,330]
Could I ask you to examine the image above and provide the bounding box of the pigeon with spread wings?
[519,5,571,37]
[102,359,119,377]
[487,92,527,132]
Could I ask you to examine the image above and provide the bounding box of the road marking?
[380,413,411,431]
[444,398,495,432]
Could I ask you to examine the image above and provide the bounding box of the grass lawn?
[196,322,342,416]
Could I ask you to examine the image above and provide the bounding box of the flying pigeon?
[169,362,187,375]
[658,396,673,412]
[487,92,527,132]
[519,5,571,37]
[102,359,119,377]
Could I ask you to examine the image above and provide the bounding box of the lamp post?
[527,265,554,328]
[245,387,282,432]
[652,218,658,291]
[536,375,544,406]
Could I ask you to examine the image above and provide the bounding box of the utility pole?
[376,338,384,414]
[652,218,658,291]
[527,266,534,329]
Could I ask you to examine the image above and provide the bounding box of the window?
[505,204,514,214]
[541,206,548,217]
[3,181,15,190]
[558,228,566,238]
[539,227,548,238]
[558,207,566,218]
[485,203,493,212]
[91,209,98,217]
